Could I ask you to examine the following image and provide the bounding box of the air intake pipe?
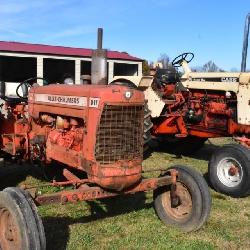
[241,13,250,72]
[91,28,108,85]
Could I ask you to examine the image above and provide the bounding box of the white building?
[0,41,143,86]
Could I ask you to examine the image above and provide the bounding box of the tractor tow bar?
[21,168,179,206]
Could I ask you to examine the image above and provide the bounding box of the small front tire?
[154,165,211,232]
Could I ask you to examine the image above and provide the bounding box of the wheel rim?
[0,208,22,250]
[161,182,192,222]
[217,157,243,187]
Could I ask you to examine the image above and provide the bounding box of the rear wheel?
[209,144,250,197]
[154,165,211,232]
[158,135,207,155]
[0,187,45,250]
[143,102,153,151]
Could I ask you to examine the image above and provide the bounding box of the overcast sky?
[0,0,248,70]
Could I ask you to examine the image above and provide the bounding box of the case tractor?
[129,13,250,199]
[0,29,211,249]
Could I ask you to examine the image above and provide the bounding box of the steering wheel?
[16,77,47,101]
[172,52,194,67]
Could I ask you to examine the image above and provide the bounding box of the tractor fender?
[110,76,165,118]
[109,76,154,88]
[143,87,165,118]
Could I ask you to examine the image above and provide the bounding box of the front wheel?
[0,187,46,250]
[153,165,211,232]
[208,144,250,197]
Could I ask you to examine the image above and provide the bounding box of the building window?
[43,58,75,83]
[113,63,138,76]
[0,56,36,82]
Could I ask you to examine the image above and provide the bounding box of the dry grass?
[0,138,250,249]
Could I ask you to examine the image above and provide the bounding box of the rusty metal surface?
[162,182,192,221]
[95,104,144,165]
[35,175,173,206]
[2,83,146,191]
[0,208,21,250]
[91,29,107,85]
[234,136,250,148]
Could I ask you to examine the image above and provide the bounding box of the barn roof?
[0,41,142,61]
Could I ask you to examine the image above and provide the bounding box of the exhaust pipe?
[91,28,108,85]
[241,13,250,72]
[97,27,103,50]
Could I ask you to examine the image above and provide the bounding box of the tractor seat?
[155,68,180,85]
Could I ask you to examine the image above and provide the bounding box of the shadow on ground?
[0,161,31,189]
[190,142,220,161]
[42,192,150,250]
[147,138,221,162]
[0,159,82,190]
[146,139,224,190]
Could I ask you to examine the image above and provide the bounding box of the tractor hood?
[28,84,144,109]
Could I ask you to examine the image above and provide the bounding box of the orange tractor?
[0,29,211,249]
[145,13,250,198]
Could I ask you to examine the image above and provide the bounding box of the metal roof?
[0,41,142,61]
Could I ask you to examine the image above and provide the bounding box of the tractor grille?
[95,104,144,165]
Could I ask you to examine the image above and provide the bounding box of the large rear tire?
[208,144,250,197]
[158,135,207,155]
[0,187,45,250]
[153,165,211,232]
[143,102,153,151]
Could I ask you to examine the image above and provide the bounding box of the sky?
[0,0,249,71]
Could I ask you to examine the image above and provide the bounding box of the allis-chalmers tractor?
[140,13,250,199]
[0,30,211,250]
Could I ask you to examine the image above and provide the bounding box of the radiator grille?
[95,105,144,165]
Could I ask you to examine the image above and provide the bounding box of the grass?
[1,138,250,249]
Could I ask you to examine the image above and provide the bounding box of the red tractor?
[0,30,211,249]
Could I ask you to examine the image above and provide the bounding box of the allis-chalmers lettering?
[48,95,80,104]
[34,94,87,107]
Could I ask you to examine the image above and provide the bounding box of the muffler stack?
[91,28,108,85]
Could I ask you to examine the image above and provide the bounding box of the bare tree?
[230,67,239,72]
[191,66,203,72]
[158,53,171,68]
[202,61,222,72]
[148,61,154,68]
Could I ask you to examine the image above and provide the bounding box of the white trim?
[75,59,81,85]
[37,56,43,85]
[108,59,141,64]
